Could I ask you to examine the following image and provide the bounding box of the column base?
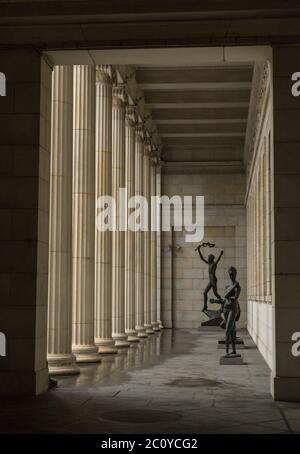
[47,353,80,376]
[128,335,140,343]
[115,341,131,348]
[126,329,140,343]
[145,324,155,335]
[151,321,160,332]
[95,338,118,355]
[271,373,300,401]
[158,320,164,329]
[136,325,148,338]
[72,345,101,363]
[113,333,130,348]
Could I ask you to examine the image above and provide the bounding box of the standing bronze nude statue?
[211,266,241,357]
[195,243,223,312]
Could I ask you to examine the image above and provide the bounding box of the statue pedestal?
[220,354,244,365]
[200,309,223,327]
[218,337,244,349]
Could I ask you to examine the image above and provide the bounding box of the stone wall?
[161,173,247,329]
[271,46,300,400]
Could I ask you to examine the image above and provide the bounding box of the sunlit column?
[72,65,100,363]
[150,154,160,331]
[135,124,148,338]
[125,105,139,342]
[143,138,154,334]
[156,162,163,329]
[94,65,117,354]
[47,66,79,375]
[111,84,130,348]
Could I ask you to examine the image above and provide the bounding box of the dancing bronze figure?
[195,243,223,312]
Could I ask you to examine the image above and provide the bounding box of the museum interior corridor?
[1,329,299,434]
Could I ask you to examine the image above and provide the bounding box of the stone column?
[72,66,100,363]
[135,124,148,338]
[150,156,160,331]
[143,139,154,334]
[0,52,51,395]
[111,85,130,348]
[125,106,140,343]
[95,66,117,354]
[156,163,164,329]
[47,66,79,375]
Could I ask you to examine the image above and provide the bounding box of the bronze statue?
[211,266,241,357]
[195,243,223,312]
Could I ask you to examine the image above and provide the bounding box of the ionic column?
[95,66,117,354]
[47,66,79,375]
[150,155,160,331]
[125,106,139,343]
[111,85,130,348]
[135,124,148,338]
[72,65,100,363]
[143,139,154,334]
[156,163,164,329]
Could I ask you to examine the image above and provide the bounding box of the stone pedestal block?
[220,354,244,365]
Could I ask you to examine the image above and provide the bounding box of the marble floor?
[1,329,300,434]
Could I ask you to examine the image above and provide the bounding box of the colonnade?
[247,132,272,304]
[47,65,162,375]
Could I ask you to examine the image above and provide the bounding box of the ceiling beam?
[157,123,246,134]
[139,82,252,90]
[162,136,244,147]
[162,160,244,175]
[154,118,247,124]
[147,102,248,108]
[164,148,243,161]
[151,107,249,120]
[143,89,251,104]
[136,67,253,84]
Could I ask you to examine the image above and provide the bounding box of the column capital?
[96,65,116,84]
[143,135,152,156]
[153,145,164,169]
[135,121,145,142]
[156,160,163,171]
[125,105,137,128]
[112,83,127,107]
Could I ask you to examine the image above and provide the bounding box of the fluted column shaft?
[72,66,100,363]
[156,164,163,329]
[150,158,160,331]
[95,66,117,354]
[143,142,154,334]
[125,106,139,342]
[111,85,130,348]
[47,66,79,375]
[135,125,148,338]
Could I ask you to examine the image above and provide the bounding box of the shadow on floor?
[0,329,299,434]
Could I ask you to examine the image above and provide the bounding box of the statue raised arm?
[195,243,223,312]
